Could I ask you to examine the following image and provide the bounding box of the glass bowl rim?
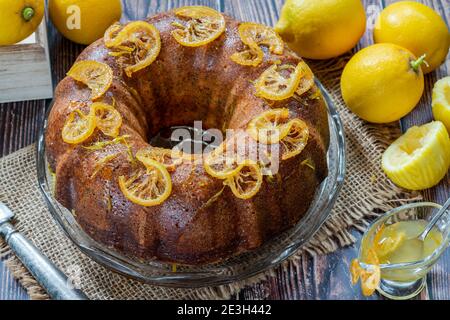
[36,79,346,287]
[359,201,450,271]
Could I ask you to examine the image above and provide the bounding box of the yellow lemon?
[49,0,122,45]
[382,121,450,190]
[432,77,450,134]
[275,0,366,60]
[0,0,44,45]
[374,1,450,74]
[341,43,424,123]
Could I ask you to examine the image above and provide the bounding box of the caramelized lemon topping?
[91,102,122,137]
[171,6,225,47]
[231,22,284,67]
[83,134,131,150]
[119,158,172,207]
[62,109,96,144]
[247,108,290,144]
[105,21,161,77]
[254,62,314,100]
[67,61,113,100]
[136,147,185,172]
[62,102,123,145]
[203,143,242,179]
[280,119,309,160]
[223,160,263,200]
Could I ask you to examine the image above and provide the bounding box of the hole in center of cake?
[149,122,221,154]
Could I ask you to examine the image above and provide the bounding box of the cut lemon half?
[231,22,283,67]
[105,21,161,77]
[67,61,113,100]
[224,160,263,199]
[204,143,241,179]
[119,159,172,207]
[136,147,184,172]
[432,76,450,134]
[382,121,450,190]
[62,109,96,144]
[247,108,290,144]
[254,63,304,100]
[280,119,309,160]
[171,6,225,47]
[91,102,122,137]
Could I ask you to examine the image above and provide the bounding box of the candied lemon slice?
[204,143,242,179]
[67,61,113,100]
[350,249,381,297]
[350,259,363,285]
[62,109,96,144]
[105,21,161,77]
[171,6,225,47]
[295,62,315,96]
[238,22,284,55]
[104,22,122,46]
[432,76,450,133]
[119,159,172,207]
[90,102,122,138]
[280,119,309,160]
[375,232,406,259]
[231,22,283,67]
[360,265,381,296]
[254,63,306,100]
[247,108,291,144]
[224,160,263,199]
[136,147,184,172]
[382,121,450,190]
[230,44,264,67]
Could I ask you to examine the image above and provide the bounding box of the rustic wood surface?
[0,0,448,300]
[0,18,53,104]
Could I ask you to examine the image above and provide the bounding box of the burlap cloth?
[0,54,420,300]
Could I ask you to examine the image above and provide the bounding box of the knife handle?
[0,222,88,300]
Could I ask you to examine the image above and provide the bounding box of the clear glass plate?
[36,80,346,288]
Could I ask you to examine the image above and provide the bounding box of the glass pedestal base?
[377,277,426,300]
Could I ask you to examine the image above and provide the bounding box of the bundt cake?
[45,6,330,265]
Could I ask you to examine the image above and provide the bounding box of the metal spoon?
[416,197,450,245]
[0,202,88,300]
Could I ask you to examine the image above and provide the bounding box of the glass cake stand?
[36,80,346,287]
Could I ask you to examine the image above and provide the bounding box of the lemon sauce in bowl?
[363,220,443,266]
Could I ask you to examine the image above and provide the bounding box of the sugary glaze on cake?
[45,10,330,264]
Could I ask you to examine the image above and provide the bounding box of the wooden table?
[0,0,448,300]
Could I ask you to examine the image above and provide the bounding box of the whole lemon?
[432,76,450,133]
[49,0,122,45]
[0,0,44,45]
[374,1,450,74]
[275,0,366,60]
[341,43,424,123]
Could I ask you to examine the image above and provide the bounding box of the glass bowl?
[358,202,450,300]
[36,80,346,287]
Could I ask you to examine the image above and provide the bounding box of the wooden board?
[0,0,449,300]
[0,18,53,103]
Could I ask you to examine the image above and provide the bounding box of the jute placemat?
[0,54,421,300]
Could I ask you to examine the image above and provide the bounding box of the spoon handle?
[420,197,450,241]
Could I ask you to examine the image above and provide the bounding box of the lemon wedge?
[382,121,450,190]
[432,77,450,134]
